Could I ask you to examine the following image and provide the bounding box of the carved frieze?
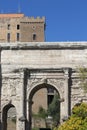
[27,77,65,99]
[2,77,23,98]
[72,79,80,88]
[27,78,42,91]
[48,78,65,93]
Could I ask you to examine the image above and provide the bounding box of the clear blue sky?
[0,0,87,42]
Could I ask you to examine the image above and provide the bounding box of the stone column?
[19,69,27,130]
[63,68,70,119]
[0,49,2,130]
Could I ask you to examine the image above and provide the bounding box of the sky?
[0,0,87,42]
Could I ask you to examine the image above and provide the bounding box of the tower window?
[7,33,10,42]
[33,34,36,40]
[17,33,20,41]
[17,24,20,30]
[7,24,10,30]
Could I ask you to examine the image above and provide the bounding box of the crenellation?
[20,17,45,23]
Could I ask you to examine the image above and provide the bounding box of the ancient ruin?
[0,42,87,130]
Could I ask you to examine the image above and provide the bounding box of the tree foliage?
[78,67,87,93]
[38,106,47,119]
[48,94,60,126]
[33,106,47,119]
[72,103,87,119]
[57,102,87,130]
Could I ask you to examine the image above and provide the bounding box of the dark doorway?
[2,104,16,130]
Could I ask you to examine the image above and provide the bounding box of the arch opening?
[2,104,16,130]
[28,83,61,130]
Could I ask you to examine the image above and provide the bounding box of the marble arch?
[0,42,87,130]
[28,82,61,130]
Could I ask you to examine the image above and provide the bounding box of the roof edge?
[0,13,24,18]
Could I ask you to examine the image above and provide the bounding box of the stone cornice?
[11,67,74,73]
[0,42,87,50]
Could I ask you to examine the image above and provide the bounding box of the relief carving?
[11,86,16,96]
[48,79,64,89]
[48,79,65,96]
[27,78,46,91]
[72,79,81,88]
[2,78,23,97]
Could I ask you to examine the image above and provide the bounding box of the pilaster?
[63,68,70,119]
[18,69,28,130]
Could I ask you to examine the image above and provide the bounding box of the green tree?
[38,106,47,119]
[33,106,47,119]
[57,103,87,130]
[48,94,60,126]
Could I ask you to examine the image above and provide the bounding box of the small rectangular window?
[17,33,20,41]
[17,24,20,30]
[7,33,10,42]
[7,24,10,30]
[33,34,36,40]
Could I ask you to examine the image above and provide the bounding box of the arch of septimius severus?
[0,42,87,130]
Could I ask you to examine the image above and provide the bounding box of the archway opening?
[29,83,60,130]
[2,104,16,130]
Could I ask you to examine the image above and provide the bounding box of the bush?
[33,106,47,119]
[57,102,87,130]
[38,106,47,119]
[72,103,87,119]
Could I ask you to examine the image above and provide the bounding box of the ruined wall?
[32,88,48,113]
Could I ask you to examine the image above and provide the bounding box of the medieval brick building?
[0,13,45,42]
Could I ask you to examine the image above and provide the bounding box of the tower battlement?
[21,16,45,23]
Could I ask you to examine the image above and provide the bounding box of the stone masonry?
[0,42,87,130]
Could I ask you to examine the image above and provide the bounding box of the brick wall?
[0,14,45,42]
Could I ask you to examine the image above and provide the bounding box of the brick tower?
[0,13,45,42]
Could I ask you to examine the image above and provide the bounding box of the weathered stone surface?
[1,42,87,73]
[1,42,87,130]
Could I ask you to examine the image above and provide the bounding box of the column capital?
[63,67,69,73]
[63,68,70,78]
